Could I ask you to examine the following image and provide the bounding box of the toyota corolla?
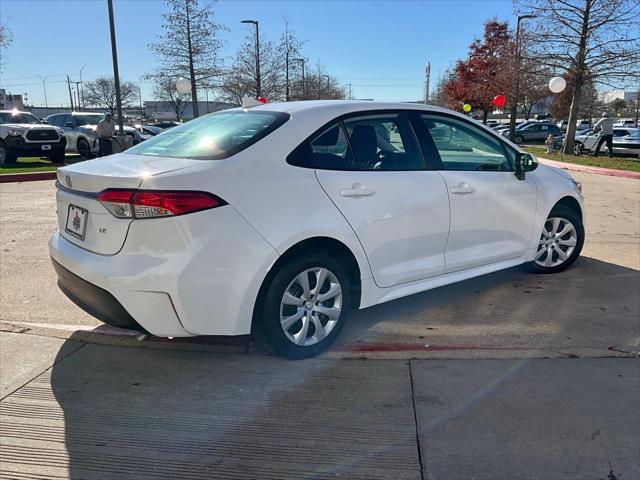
[50,101,585,358]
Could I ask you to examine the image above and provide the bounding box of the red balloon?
[257,96,267,104]
[493,95,506,108]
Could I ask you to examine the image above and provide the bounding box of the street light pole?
[107,0,124,133]
[322,74,330,97]
[509,14,536,142]
[293,58,305,99]
[242,20,260,99]
[37,75,49,109]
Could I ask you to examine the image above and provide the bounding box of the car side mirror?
[515,152,538,180]
[65,121,74,128]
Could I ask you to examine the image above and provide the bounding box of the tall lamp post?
[37,75,49,109]
[322,74,330,97]
[508,14,536,142]
[107,0,124,134]
[293,58,305,99]
[241,19,260,99]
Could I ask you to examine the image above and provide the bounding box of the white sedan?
[49,101,585,358]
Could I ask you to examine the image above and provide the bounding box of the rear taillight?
[97,189,226,219]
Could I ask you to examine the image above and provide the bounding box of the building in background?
[599,89,638,104]
[0,89,25,110]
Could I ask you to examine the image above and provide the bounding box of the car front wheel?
[526,205,584,274]
[261,251,351,359]
[77,138,92,160]
[573,142,583,155]
[514,135,524,144]
[0,142,16,165]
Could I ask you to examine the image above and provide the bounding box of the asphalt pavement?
[0,168,639,478]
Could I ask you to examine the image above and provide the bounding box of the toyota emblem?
[65,175,72,188]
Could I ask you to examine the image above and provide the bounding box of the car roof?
[228,100,467,117]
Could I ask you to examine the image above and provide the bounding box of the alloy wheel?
[534,217,578,268]
[0,146,5,164]
[279,267,343,347]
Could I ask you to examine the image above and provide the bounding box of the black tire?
[573,142,583,155]
[525,205,584,274]
[260,250,352,359]
[49,150,66,164]
[77,138,92,160]
[514,135,524,144]
[0,142,17,165]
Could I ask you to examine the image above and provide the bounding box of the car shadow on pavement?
[331,255,640,354]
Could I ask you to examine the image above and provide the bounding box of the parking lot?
[1,170,639,478]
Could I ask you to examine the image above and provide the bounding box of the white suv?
[50,101,585,358]
[0,110,66,164]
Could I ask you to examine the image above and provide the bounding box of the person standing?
[96,113,116,157]
[591,112,614,158]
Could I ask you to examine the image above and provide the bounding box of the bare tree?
[516,0,640,153]
[151,74,189,120]
[0,15,12,74]
[84,77,138,114]
[278,17,305,101]
[148,0,226,118]
[220,30,282,104]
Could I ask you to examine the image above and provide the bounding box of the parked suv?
[47,112,147,159]
[0,110,66,164]
[504,122,563,144]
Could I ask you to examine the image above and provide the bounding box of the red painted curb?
[538,157,640,180]
[0,171,57,183]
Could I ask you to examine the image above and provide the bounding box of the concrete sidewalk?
[1,334,638,479]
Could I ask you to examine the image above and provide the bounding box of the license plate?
[65,205,88,241]
[41,144,52,151]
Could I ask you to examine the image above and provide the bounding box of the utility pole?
[79,65,87,109]
[322,74,330,97]
[293,58,305,99]
[138,86,144,120]
[73,82,83,110]
[284,21,290,101]
[347,83,352,100]
[37,75,49,109]
[242,20,260,99]
[424,62,430,105]
[66,75,75,111]
[107,0,124,133]
[508,14,536,142]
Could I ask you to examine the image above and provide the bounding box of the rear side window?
[288,122,357,170]
[127,111,289,159]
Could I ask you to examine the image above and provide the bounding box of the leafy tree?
[148,0,226,118]
[516,0,640,153]
[84,77,138,114]
[609,98,627,113]
[443,20,512,122]
[0,16,12,74]
[278,17,305,101]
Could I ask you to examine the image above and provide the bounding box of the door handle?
[450,183,475,195]
[340,183,375,198]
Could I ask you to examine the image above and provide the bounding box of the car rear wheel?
[514,135,524,144]
[261,251,351,359]
[77,138,92,160]
[525,205,584,274]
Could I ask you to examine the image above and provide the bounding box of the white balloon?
[549,76,567,94]
[176,77,191,95]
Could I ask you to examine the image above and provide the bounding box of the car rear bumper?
[48,205,279,338]
[52,258,144,331]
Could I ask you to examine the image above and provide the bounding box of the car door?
[415,113,537,273]
[305,112,450,288]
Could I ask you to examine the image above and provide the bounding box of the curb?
[537,157,640,179]
[0,171,57,183]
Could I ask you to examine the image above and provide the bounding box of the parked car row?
[573,127,640,156]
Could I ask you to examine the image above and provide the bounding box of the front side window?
[420,114,512,171]
[342,113,423,171]
[127,110,289,159]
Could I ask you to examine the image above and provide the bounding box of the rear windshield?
[127,110,289,159]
